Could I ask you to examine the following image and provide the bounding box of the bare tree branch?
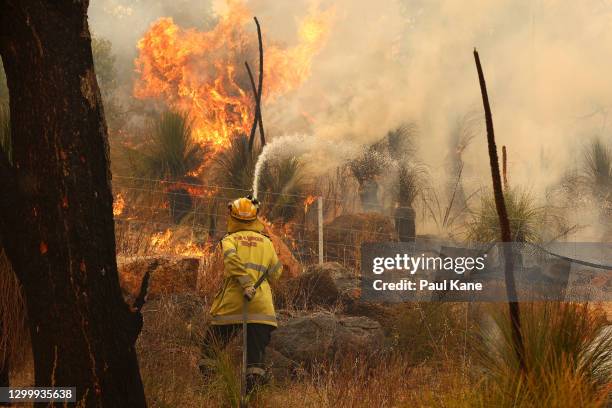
[245,61,265,149]
[247,16,265,150]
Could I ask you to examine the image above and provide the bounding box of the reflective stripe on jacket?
[210,227,282,327]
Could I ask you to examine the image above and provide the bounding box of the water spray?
[251,134,361,199]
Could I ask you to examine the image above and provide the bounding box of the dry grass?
[132,292,611,408]
[0,250,29,374]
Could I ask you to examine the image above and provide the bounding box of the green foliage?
[561,137,612,217]
[126,111,205,183]
[91,36,117,98]
[213,135,308,223]
[0,63,8,105]
[213,134,260,193]
[91,36,124,130]
[473,303,611,407]
[118,111,206,223]
[583,138,612,197]
[199,348,241,407]
[259,157,308,223]
[466,188,552,243]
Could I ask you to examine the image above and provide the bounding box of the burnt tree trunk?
[474,49,526,372]
[0,1,147,406]
[0,327,7,390]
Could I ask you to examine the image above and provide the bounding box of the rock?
[265,347,297,381]
[321,213,396,267]
[279,262,360,308]
[269,312,385,367]
[118,256,200,301]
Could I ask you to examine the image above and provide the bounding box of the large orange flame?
[134,0,333,150]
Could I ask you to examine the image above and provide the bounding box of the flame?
[113,193,126,216]
[304,195,317,212]
[149,228,212,257]
[165,182,218,198]
[134,0,333,150]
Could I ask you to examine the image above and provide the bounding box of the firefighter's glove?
[243,286,256,301]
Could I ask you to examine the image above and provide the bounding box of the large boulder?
[118,256,200,301]
[268,312,385,369]
[278,262,360,308]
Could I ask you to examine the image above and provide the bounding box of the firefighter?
[200,196,282,393]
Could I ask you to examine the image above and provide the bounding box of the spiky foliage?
[213,135,308,223]
[0,250,27,375]
[583,138,612,198]
[475,303,612,407]
[561,137,612,215]
[386,124,418,161]
[395,163,428,207]
[135,111,204,182]
[213,134,260,194]
[421,167,479,239]
[384,124,428,207]
[119,111,206,223]
[466,188,546,243]
[348,147,387,187]
[259,157,308,223]
[0,64,8,105]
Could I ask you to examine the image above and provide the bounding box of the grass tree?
[467,188,545,243]
[476,303,612,407]
[213,134,307,224]
[386,124,427,241]
[123,111,206,223]
[258,157,308,224]
[213,134,260,193]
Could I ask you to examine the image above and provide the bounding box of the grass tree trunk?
[0,1,147,406]
[474,49,526,372]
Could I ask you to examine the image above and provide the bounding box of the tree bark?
[473,49,526,372]
[0,1,147,406]
[0,326,8,390]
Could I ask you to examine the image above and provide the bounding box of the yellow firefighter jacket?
[210,217,282,327]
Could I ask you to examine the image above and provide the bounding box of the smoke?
[89,0,612,237]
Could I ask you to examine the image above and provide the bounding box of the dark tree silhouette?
[0,1,147,406]
[474,49,526,372]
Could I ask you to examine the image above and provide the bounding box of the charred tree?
[247,17,265,150]
[0,327,7,390]
[502,145,508,189]
[0,1,147,406]
[473,49,526,372]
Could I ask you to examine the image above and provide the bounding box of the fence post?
[318,196,324,265]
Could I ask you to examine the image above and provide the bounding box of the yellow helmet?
[228,196,260,221]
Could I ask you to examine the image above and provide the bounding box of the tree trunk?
[0,347,8,408]
[0,327,8,389]
[0,1,147,406]
[394,206,415,242]
[473,49,526,372]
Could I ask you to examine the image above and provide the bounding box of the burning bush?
[118,110,208,223]
[133,1,333,149]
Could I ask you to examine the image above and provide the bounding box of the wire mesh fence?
[112,175,397,269]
